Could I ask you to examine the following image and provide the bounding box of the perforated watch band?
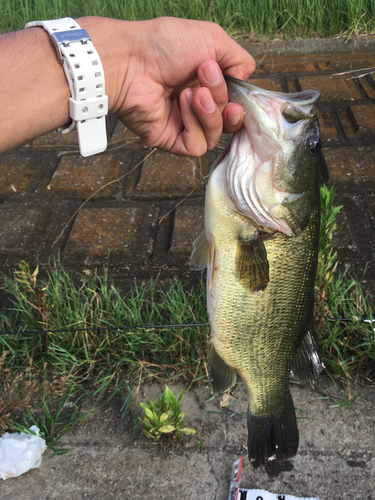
[25,18,108,157]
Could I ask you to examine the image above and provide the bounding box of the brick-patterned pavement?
[1,42,375,292]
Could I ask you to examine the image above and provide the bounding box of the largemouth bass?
[190,77,323,467]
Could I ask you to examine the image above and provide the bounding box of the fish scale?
[210,172,319,419]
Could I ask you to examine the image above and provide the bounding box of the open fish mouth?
[224,76,320,236]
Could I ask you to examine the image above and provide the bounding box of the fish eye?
[309,135,321,154]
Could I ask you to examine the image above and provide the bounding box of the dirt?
[1,378,375,500]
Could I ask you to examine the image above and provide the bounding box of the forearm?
[0,26,70,153]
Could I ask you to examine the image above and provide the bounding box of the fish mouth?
[223,76,320,236]
[225,75,320,108]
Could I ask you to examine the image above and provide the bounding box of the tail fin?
[247,389,298,467]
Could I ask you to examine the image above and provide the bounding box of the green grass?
[0,265,209,380]
[1,0,374,37]
[315,186,375,379]
[0,265,210,447]
[0,185,374,447]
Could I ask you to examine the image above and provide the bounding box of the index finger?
[209,23,256,80]
[197,60,228,114]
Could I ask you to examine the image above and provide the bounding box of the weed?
[1,0,375,37]
[139,386,196,445]
[0,351,31,434]
[315,185,342,327]
[0,350,74,443]
[315,185,374,380]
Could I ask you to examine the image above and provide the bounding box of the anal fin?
[235,237,269,291]
[291,307,322,383]
[209,345,236,393]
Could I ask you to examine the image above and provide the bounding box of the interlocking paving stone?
[47,153,128,198]
[256,57,316,73]
[317,107,340,143]
[285,77,299,93]
[2,41,375,500]
[323,147,375,189]
[337,104,375,141]
[0,205,41,252]
[0,155,56,196]
[314,52,375,71]
[133,151,208,199]
[169,206,205,256]
[332,193,375,286]
[298,75,362,101]
[360,75,375,99]
[30,129,79,148]
[62,206,153,265]
[109,120,149,150]
[247,78,283,91]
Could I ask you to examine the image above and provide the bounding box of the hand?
[83,17,256,157]
[0,16,255,156]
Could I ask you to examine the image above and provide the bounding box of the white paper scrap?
[0,426,46,480]
[238,490,320,500]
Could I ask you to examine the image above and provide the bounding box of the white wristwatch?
[25,18,108,157]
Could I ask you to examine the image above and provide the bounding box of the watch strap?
[25,18,108,157]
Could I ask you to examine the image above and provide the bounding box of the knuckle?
[206,131,221,151]
[194,143,208,157]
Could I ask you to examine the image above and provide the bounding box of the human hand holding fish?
[0,16,255,156]
[103,16,256,156]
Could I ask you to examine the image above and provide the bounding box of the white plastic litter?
[0,426,46,480]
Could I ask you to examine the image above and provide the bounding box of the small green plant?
[139,386,196,444]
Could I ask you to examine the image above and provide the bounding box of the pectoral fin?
[190,231,208,270]
[190,231,216,290]
[235,237,269,291]
[209,345,237,393]
[291,307,322,382]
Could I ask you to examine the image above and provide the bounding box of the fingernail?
[184,87,193,105]
[200,91,216,113]
[227,112,242,126]
[202,62,222,85]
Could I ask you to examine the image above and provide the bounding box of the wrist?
[75,16,136,117]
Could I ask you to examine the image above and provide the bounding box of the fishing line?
[327,315,373,323]
[0,315,373,338]
[0,323,210,337]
